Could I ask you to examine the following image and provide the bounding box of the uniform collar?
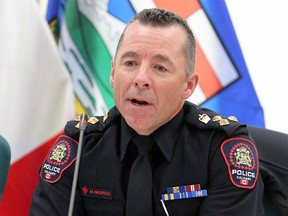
[119,109,184,162]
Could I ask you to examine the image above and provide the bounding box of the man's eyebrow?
[153,54,171,63]
[119,52,174,66]
[153,54,175,68]
[120,51,139,61]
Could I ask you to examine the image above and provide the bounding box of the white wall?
[226,0,288,134]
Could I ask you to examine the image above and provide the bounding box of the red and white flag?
[240,179,249,186]
[0,0,75,215]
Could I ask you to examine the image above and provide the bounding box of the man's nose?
[133,66,151,89]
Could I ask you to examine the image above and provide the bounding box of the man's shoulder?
[183,101,247,137]
[64,106,121,139]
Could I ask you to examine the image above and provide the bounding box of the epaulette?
[183,101,247,137]
[64,106,121,140]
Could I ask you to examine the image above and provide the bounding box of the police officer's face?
[110,21,198,135]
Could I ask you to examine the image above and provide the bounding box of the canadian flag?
[0,0,75,215]
[240,179,249,185]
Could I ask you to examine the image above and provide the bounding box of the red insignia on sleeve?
[220,138,259,189]
[40,135,78,183]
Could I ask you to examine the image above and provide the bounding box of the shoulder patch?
[40,135,78,183]
[220,137,259,189]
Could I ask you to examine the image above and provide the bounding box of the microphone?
[68,113,88,216]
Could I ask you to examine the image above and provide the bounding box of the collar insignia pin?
[198,114,211,124]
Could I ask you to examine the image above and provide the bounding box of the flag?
[240,179,249,186]
[195,0,264,126]
[58,0,129,116]
[0,0,75,215]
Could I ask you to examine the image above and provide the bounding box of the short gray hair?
[115,8,196,75]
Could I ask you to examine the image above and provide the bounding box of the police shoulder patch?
[40,135,78,183]
[220,137,259,189]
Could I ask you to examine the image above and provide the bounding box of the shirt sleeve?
[29,163,86,216]
[198,135,265,216]
[29,135,85,216]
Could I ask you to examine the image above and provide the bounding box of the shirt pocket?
[161,198,202,216]
[82,198,124,216]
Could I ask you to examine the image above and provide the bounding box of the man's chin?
[124,117,153,135]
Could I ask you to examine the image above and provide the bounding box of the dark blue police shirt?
[30,102,265,216]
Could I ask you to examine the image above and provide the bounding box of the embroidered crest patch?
[221,137,259,189]
[40,135,78,183]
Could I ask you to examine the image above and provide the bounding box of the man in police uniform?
[30,8,264,215]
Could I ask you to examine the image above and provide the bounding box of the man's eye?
[154,65,167,72]
[125,61,136,67]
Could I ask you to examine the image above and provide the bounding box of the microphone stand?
[68,113,88,216]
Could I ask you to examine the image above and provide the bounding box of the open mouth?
[131,99,149,106]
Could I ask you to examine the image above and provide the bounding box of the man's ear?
[110,60,115,88]
[182,73,199,99]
